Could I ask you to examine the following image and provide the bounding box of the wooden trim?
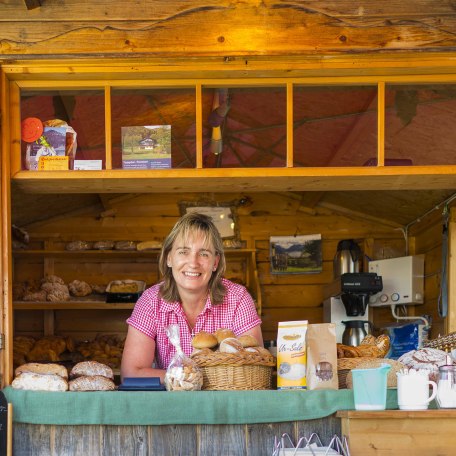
[1,69,13,386]
[9,83,21,176]
[447,208,456,333]
[286,82,293,168]
[377,82,385,167]
[196,83,202,168]
[104,85,112,170]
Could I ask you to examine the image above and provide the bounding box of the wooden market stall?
[2,1,456,455]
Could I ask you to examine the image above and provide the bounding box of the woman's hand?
[120,326,166,382]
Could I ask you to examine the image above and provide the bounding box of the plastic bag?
[164,324,203,391]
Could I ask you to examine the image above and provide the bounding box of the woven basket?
[337,357,378,389]
[192,349,275,391]
[424,332,456,352]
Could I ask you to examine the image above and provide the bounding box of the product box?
[26,126,67,171]
[121,125,171,169]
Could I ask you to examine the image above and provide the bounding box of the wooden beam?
[23,0,41,10]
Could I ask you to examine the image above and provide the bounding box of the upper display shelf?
[5,66,456,193]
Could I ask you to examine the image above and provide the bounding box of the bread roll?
[68,280,92,297]
[219,337,244,353]
[12,372,68,391]
[15,362,68,379]
[237,335,259,348]
[69,375,116,391]
[213,328,236,344]
[192,331,218,349]
[70,360,114,380]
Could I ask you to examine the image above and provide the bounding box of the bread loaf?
[219,337,244,353]
[136,240,162,251]
[237,335,259,348]
[69,375,115,391]
[15,362,68,379]
[192,331,218,349]
[12,372,68,391]
[68,280,92,297]
[398,348,452,382]
[70,360,114,380]
[213,328,236,344]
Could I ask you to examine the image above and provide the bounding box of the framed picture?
[270,234,322,274]
[179,201,239,241]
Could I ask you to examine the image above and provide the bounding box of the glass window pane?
[385,84,456,165]
[20,90,105,170]
[111,89,196,169]
[202,86,287,168]
[293,86,377,167]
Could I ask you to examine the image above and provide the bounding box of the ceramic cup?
[397,370,437,410]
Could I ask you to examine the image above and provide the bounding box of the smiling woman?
[120,212,263,382]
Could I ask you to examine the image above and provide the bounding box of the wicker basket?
[337,357,377,389]
[192,349,275,390]
[424,332,456,352]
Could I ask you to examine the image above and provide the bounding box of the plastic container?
[351,364,391,410]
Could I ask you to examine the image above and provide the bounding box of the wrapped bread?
[69,375,115,391]
[192,331,218,349]
[15,362,68,379]
[68,280,92,297]
[70,360,114,380]
[12,372,68,391]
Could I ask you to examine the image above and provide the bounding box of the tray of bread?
[190,329,275,390]
[106,280,146,303]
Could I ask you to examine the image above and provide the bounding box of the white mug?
[397,370,437,410]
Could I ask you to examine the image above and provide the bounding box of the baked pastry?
[192,331,218,349]
[13,336,36,366]
[69,375,116,391]
[41,274,65,285]
[41,282,70,302]
[114,240,137,251]
[219,337,244,353]
[15,362,68,379]
[164,362,203,391]
[237,335,259,348]
[108,281,139,293]
[213,328,236,344]
[12,372,68,391]
[69,360,114,380]
[22,289,47,302]
[65,240,93,251]
[68,280,92,297]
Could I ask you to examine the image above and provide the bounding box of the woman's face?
[167,230,220,296]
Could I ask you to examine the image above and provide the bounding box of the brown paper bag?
[306,323,339,390]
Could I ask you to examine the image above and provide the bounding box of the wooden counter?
[338,409,456,456]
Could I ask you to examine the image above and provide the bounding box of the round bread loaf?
[70,360,114,380]
[213,328,236,344]
[237,335,259,348]
[192,331,218,349]
[69,375,116,391]
[12,372,68,391]
[398,347,451,382]
[15,362,68,379]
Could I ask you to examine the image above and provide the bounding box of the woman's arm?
[120,326,166,382]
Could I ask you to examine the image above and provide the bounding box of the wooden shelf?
[14,300,134,310]
[12,166,456,194]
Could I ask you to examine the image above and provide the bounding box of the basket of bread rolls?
[337,334,392,389]
[190,329,275,390]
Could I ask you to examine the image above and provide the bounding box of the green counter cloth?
[2,387,399,426]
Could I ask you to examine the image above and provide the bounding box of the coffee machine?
[324,272,383,343]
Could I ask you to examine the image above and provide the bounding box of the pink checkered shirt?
[126,278,262,369]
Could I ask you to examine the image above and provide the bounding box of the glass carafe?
[437,364,456,408]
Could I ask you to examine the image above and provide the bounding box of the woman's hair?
[159,212,227,304]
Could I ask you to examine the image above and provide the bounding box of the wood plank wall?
[2,1,456,57]
[13,191,414,343]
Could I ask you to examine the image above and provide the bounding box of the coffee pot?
[341,320,374,346]
[333,239,362,279]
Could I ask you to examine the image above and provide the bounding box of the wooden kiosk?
[2,2,456,455]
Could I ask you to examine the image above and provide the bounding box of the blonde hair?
[159,212,226,304]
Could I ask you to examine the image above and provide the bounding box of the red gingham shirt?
[126,278,262,369]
